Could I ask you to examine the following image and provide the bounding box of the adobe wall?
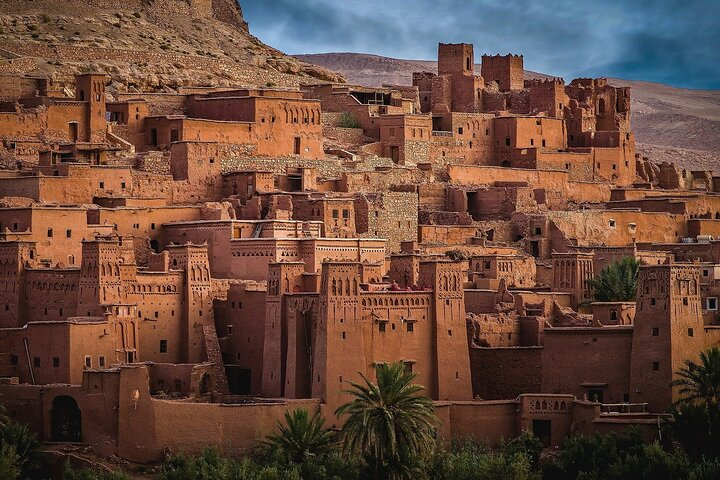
[544,210,686,247]
[447,165,612,206]
[470,346,542,400]
[446,401,518,446]
[542,327,633,404]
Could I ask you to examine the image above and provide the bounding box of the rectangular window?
[342,209,349,219]
[53,357,60,368]
[404,362,413,374]
[332,210,339,219]
[33,357,40,367]
[688,328,694,337]
[99,181,104,189]
[11,354,18,366]
[651,327,659,336]
[652,362,659,371]
[47,228,53,238]
[505,137,511,146]
[406,322,414,332]
[707,297,718,310]
[85,356,92,368]
[379,323,386,333]
[99,356,105,367]
[66,229,72,238]
[160,340,168,353]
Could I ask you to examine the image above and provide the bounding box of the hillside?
[0,0,344,93]
[296,52,720,171]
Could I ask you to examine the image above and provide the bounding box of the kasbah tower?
[0,0,716,466]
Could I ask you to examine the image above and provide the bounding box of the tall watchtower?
[312,262,364,410]
[75,73,107,142]
[629,265,705,412]
[438,43,475,77]
[419,260,472,400]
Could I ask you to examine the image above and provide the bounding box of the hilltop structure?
[0,42,718,462]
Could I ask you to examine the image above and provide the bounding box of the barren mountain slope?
[297,52,720,171]
[0,0,343,93]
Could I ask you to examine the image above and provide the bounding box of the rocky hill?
[297,52,720,172]
[0,0,344,93]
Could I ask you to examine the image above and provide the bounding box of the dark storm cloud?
[242,0,720,89]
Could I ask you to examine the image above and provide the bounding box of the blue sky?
[242,0,720,90]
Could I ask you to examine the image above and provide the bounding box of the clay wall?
[22,269,80,324]
[447,165,612,206]
[543,210,686,248]
[0,207,106,265]
[542,327,633,404]
[0,75,46,101]
[446,401,518,446]
[470,347,542,399]
[339,168,418,193]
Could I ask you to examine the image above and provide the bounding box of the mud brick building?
[0,38,717,462]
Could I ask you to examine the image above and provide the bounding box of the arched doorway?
[51,396,82,442]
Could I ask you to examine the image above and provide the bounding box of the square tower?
[438,43,475,77]
[75,73,108,142]
[629,265,705,412]
[481,54,524,92]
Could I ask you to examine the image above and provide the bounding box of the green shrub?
[0,444,20,480]
[62,461,131,480]
[338,113,361,129]
[0,421,43,479]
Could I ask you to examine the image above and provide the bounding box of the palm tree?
[671,347,720,409]
[335,362,438,479]
[265,407,335,464]
[0,421,42,478]
[586,256,640,302]
[669,347,720,457]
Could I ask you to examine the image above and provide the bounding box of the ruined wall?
[354,191,418,253]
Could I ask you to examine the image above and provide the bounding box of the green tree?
[335,362,438,479]
[265,408,336,464]
[0,421,43,479]
[586,256,640,302]
[671,347,720,410]
[0,444,20,480]
[669,347,720,458]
